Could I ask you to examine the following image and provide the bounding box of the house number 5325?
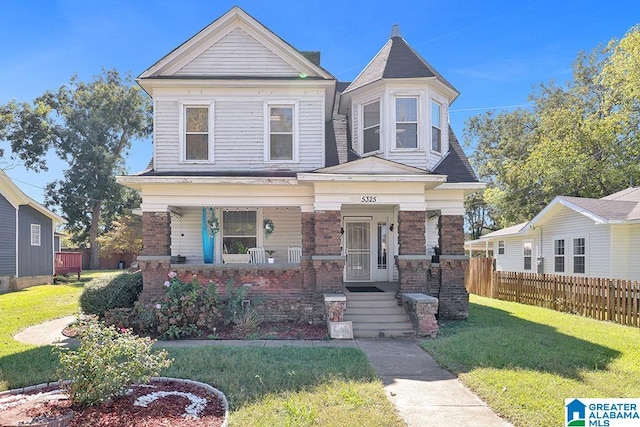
[361,196,377,203]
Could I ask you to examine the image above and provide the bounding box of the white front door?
[343,216,393,282]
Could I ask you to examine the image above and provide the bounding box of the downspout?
[15,208,19,278]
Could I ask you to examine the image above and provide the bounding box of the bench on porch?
[55,252,82,280]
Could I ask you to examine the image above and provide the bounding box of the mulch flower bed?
[0,378,227,427]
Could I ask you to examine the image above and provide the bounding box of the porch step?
[343,291,414,338]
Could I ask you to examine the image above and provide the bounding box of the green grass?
[421,294,640,426]
[0,276,404,426]
[161,345,403,426]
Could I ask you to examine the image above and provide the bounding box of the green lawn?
[0,275,404,426]
[421,294,640,427]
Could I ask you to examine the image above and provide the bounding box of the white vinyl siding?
[175,27,299,77]
[154,96,324,172]
[170,207,302,264]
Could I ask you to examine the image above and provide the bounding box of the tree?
[464,26,640,229]
[96,213,143,258]
[1,69,151,268]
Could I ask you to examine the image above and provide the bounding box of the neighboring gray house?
[0,170,66,292]
[465,187,640,281]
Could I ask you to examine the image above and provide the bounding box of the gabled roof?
[343,26,459,100]
[138,6,334,81]
[312,155,432,175]
[432,126,478,183]
[0,170,66,224]
[530,192,640,226]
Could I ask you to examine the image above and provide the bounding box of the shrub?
[104,302,158,336]
[154,273,222,339]
[79,271,143,317]
[54,316,172,407]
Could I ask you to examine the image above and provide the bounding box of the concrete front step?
[344,291,414,338]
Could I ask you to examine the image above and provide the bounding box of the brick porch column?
[438,215,469,319]
[396,210,430,293]
[313,210,344,292]
[301,212,316,290]
[138,211,172,303]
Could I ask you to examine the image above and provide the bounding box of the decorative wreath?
[263,218,275,238]
[207,208,220,234]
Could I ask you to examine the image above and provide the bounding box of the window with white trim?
[266,103,297,162]
[573,238,586,274]
[497,240,505,255]
[31,224,41,246]
[222,210,257,254]
[431,100,442,152]
[523,241,532,270]
[395,97,418,149]
[182,104,213,161]
[554,239,565,273]
[362,100,380,154]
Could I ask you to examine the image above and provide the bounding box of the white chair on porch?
[248,247,266,263]
[288,247,302,263]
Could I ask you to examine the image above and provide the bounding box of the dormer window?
[395,97,418,149]
[363,100,380,153]
[431,101,442,152]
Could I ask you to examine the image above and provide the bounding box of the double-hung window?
[523,241,532,271]
[554,239,565,273]
[222,210,257,254]
[497,241,505,255]
[182,104,213,161]
[431,101,442,152]
[395,97,418,149]
[362,100,380,154]
[266,103,297,162]
[573,238,586,274]
[31,224,41,246]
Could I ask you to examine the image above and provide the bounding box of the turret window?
[431,101,442,152]
[363,100,380,153]
[395,97,417,149]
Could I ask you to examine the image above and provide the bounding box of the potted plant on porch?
[222,241,251,263]
[266,249,276,263]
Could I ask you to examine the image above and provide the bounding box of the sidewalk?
[14,318,511,426]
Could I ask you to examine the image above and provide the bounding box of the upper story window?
[573,238,586,274]
[523,240,532,270]
[363,100,380,154]
[31,224,41,246]
[265,102,298,162]
[431,101,442,152]
[395,97,418,149]
[497,240,505,255]
[181,103,213,162]
[554,239,565,273]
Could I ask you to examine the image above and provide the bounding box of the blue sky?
[1,0,638,203]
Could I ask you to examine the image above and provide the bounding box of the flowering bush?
[54,316,172,407]
[154,273,222,339]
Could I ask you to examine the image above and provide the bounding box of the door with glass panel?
[345,221,371,281]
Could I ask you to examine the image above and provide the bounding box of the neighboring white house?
[117,6,484,323]
[465,187,640,280]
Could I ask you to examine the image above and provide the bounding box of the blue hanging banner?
[202,207,215,263]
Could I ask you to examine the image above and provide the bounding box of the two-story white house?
[117,7,484,327]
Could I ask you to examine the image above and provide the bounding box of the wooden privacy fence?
[468,269,640,328]
[465,257,494,297]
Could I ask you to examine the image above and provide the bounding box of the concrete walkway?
[13,318,511,427]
